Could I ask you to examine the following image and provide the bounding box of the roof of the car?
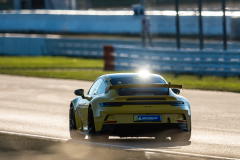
[106,73,164,79]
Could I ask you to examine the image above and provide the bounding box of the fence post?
[104,45,115,71]
[222,0,227,50]
[175,0,180,49]
[198,0,203,50]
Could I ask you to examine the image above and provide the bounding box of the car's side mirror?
[172,88,180,95]
[74,89,84,97]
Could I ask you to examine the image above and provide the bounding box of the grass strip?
[0,69,120,81]
[0,56,239,92]
[0,56,103,69]
[0,69,240,93]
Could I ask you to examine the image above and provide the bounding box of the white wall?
[0,10,232,36]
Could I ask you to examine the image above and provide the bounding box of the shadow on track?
[106,138,191,148]
[0,133,146,160]
[0,133,192,160]
[68,132,191,149]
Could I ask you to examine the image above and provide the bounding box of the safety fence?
[104,45,240,76]
[46,39,103,58]
[0,36,119,58]
[1,35,240,76]
[2,35,240,57]
[0,35,148,57]
[0,10,234,38]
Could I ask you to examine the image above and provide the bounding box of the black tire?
[69,105,77,139]
[88,106,108,141]
[171,131,191,141]
[155,129,170,141]
[88,106,96,135]
[155,135,169,142]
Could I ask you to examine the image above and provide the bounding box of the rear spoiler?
[105,84,182,94]
[109,84,182,90]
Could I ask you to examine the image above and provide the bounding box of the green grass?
[163,73,240,92]
[0,56,103,69]
[0,56,240,93]
[0,69,120,81]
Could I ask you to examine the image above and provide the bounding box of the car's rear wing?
[105,83,182,94]
[109,84,182,90]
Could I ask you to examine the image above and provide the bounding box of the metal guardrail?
[46,39,104,58]
[45,38,240,58]
[45,38,143,58]
[112,45,240,76]
[3,35,240,58]
[1,35,240,76]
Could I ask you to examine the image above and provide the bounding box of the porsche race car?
[69,73,191,141]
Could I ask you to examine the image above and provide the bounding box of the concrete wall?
[0,10,234,37]
[150,15,230,36]
[0,11,143,34]
[0,35,104,57]
[0,36,46,56]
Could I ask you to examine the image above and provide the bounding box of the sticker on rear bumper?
[134,115,162,122]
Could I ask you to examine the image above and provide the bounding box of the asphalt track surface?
[0,75,239,159]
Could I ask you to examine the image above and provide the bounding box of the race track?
[0,75,239,159]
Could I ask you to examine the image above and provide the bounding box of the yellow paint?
[72,74,191,133]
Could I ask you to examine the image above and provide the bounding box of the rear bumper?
[96,123,189,136]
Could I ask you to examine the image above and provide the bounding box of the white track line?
[0,130,239,160]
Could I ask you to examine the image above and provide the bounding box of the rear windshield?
[110,77,168,96]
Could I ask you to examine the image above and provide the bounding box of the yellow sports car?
[69,73,191,141]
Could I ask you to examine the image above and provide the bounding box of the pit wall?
[0,10,238,37]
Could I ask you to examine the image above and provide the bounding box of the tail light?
[104,121,117,124]
[177,120,186,123]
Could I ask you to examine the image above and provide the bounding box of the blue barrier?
[1,35,240,76]
[0,35,106,58]
[0,10,233,37]
[113,45,240,76]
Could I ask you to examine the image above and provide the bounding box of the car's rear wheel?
[155,136,168,141]
[88,106,96,134]
[88,106,108,141]
[155,130,170,141]
[171,131,191,141]
[69,105,78,139]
